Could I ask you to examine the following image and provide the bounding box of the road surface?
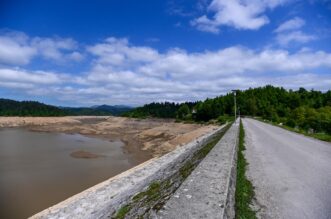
[242,118,331,219]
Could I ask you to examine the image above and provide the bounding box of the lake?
[0,128,150,219]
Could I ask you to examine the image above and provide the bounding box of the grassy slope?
[254,117,331,142]
[235,120,256,219]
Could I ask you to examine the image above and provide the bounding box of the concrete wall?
[156,120,239,219]
[30,125,225,219]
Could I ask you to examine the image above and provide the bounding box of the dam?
[30,121,239,218]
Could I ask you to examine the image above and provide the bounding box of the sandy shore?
[0,116,218,157]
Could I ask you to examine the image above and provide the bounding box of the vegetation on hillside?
[0,99,132,116]
[64,105,132,116]
[0,98,66,116]
[123,102,196,118]
[126,86,331,137]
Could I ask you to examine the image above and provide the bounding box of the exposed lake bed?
[0,116,217,218]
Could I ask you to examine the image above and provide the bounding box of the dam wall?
[30,124,227,219]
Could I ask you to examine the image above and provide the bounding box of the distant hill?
[63,105,133,116]
[0,98,133,116]
[0,98,66,116]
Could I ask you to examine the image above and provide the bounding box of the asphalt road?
[242,118,331,219]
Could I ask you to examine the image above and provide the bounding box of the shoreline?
[0,116,218,158]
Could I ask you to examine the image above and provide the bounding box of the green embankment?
[256,117,331,142]
[235,120,256,219]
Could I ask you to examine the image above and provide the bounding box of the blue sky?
[0,0,331,106]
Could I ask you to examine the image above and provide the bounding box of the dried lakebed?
[0,117,217,219]
[0,128,150,219]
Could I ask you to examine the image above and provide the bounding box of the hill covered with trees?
[123,102,196,118]
[125,86,331,136]
[0,99,132,116]
[63,105,132,116]
[0,99,66,116]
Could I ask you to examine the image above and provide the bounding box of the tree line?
[1,86,330,135]
[0,99,66,116]
[0,99,132,116]
[126,86,331,135]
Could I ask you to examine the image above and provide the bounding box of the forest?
[63,105,132,116]
[0,99,131,116]
[0,98,66,116]
[126,86,331,136]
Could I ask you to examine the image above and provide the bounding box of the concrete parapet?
[156,120,239,219]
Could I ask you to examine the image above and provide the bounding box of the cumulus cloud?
[0,34,36,65]
[87,38,331,78]
[87,37,159,66]
[276,31,316,46]
[191,0,288,33]
[0,30,83,66]
[1,36,330,106]
[31,37,78,61]
[274,17,316,46]
[0,68,65,85]
[274,17,305,33]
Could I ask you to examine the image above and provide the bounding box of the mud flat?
[0,116,217,157]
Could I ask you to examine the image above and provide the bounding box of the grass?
[132,181,161,203]
[280,125,331,142]
[255,117,331,142]
[235,120,256,219]
[114,204,131,219]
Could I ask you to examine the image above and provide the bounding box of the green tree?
[176,104,190,119]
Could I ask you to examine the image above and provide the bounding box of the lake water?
[0,128,150,219]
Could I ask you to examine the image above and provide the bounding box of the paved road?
[243,118,331,219]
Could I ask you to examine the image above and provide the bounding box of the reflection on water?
[0,128,147,219]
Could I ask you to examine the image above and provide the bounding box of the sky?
[0,0,331,106]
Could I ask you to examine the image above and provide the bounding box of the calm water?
[0,128,149,219]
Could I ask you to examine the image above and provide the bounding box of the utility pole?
[232,90,238,123]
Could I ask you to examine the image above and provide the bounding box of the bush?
[217,114,234,124]
[285,119,296,128]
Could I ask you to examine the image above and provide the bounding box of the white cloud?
[191,0,288,33]
[274,17,305,33]
[273,18,316,46]
[0,35,36,65]
[276,31,316,46]
[87,37,159,66]
[0,68,64,84]
[1,36,330,106]
[0,30,83,66]
[31,37,78,61]
[68,51,84,61]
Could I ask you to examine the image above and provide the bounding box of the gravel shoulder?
[242,118,331,219]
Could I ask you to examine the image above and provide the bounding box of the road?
[242,118,331,219]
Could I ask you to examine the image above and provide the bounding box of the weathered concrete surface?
[243,118,331,219]
[30,125,224,219]
[156,120,239,219]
